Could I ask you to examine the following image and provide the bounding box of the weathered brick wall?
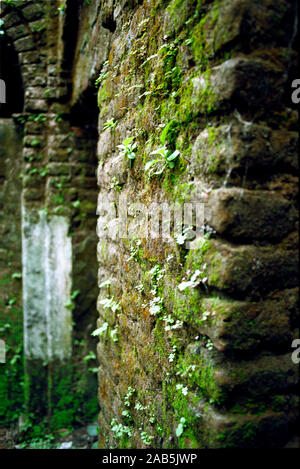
[0,118,23,423]
[0,0,99,427]
[0,0,298,447]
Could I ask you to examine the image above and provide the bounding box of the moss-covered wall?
[0,0,99,431]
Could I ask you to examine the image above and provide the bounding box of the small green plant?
[147,264,165,316]
[149,264,164,284]
[54,113,64,122]
[176,383,188,396]
[117,137,137,168]
[72,200,81,209]
[174,225,193,246]
[0,20,5,36]
[149,296,163,316]
[99,296,120,313]
[110,326,118,343]
[17,114,47,124]
[0,323,11,332]
[91,322,108,338]
[111,419,132,438]
[145,146,179,177]
[29,138,40,147]
[40,166,50,178]
[64,289,80,311]
[205,337,214,351]
[11,272,22,279]
[57,0,66,14]
[164,316,183,332]
[122,409,131,419]
[18,434,56,449]
[175,417,186,437]
[99,279,111,288]
[17,116,27,124]
[95,61,109,87]
[3,0,22,7]
[134,402,146,411]
[103,119,117,131]
[127,239,142,262]
[84,351,98,374]
[140,431,153,446]
[83,350,96,363]
[31,24,46,33]
[110,176,122,192]
[124,387,135,407]
[178,269,202,291]
[54,206,64,215]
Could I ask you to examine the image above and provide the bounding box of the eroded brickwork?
[0,0,99,426]
[90,0,299,448]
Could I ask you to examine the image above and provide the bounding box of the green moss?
[176,69,217,123]
[23,360,98,436]
[171,284,202,325]
[172,181,194,204]
[160,158,187,194]
[187,237,212,265]
[185,238,226,290]
[230,398,268,415]
[0,311,24,425]
[152,41,182,96]
[189,0,221,66]
[165,0,190,33]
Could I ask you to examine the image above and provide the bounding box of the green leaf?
[145,159,161,172]
[12,272,22,279]
[72,200,81,208]
[71,289,80,300]
[175,417,186,437]
[122,136,135,145]
[87,424,98,436]
[99,279,111,288]
[91,322,108,337]
[153,162,167,175]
